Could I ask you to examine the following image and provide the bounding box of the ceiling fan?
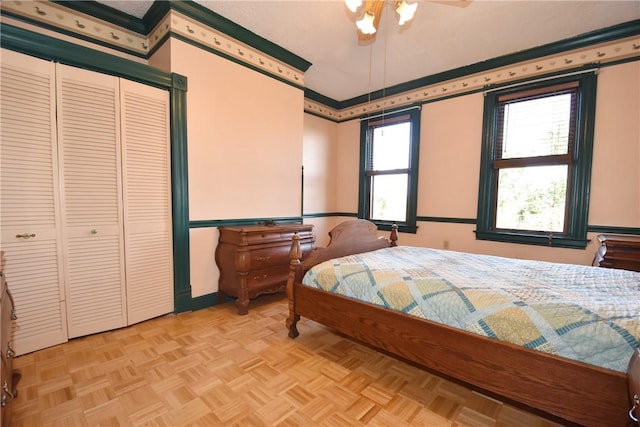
[345,0,471,41]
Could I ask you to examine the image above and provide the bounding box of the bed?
[285,219,640,426]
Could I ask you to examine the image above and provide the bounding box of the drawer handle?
[2,380,14,403]
[6,343,15,359]
[252,274,268,281]
[256,256,271,262]
[15,233,36,239]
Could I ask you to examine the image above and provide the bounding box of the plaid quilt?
[302,246,640,372]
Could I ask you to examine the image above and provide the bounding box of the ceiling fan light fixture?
[395,0,417,25]
[356,11,377,35]
[345,0,363,13]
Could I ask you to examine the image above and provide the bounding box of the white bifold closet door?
[56,64,127,339]
[120,80,173,325]
[1,50,173,354]
[57,66,174,338]
[0,50,69,355]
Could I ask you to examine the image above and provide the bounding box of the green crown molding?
[144,1,171,31]
[0,3,148,58]
[169,32,305,92]
[344,19,640,109]
[304,19,640,121]
[3,2,637,123]
[0,22,193,314]
[146,11,305,88]
[52,0,147,34]
[344,20,640,107]
[1,0,311,90]
[54,0,313,73]
[167,0,311,73]
[304,88,341,110]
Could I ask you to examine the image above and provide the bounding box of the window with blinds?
[476,73,597,248]
[359,108,420,233]
[494,83,578,233]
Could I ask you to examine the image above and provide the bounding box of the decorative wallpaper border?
[1,1,637,120]
[306,35,640,121]
[1,0,148,54]
[149,11,305,87]
[1,0,306,87]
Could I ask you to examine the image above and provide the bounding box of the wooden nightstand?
[592,234,640,272]
[215,224,315,314]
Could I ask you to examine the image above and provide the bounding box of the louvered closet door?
[0,49,69,355]
[56,64,127,339]
[120,79,173,324]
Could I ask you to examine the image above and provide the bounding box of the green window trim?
[358,107,421,234]
[476,72,598,249]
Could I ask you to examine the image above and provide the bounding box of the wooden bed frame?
[285,219,634,427]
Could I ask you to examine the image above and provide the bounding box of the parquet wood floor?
[11,294,566,426]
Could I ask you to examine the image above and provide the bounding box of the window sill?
[475,230,589,249]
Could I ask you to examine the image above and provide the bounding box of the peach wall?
[419,95,484,219]
[188,227,219,297]
[335,120,361,213]
[302,114,338,214]
[167,39,304,221]
[322,61,639,266]
[147,40,171,71]
[151,39,305,297]
[589,62,640,227]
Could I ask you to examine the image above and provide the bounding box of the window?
[358,108,420,233]
[476,73,597,248]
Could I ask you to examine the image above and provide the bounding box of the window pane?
[372,122,410,170]
[370,174,407,222]
[496,165,567,232]
[500,94,571,159]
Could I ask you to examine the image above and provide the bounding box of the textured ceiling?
[96,1,640,102]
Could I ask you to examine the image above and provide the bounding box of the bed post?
[286,233,302,338]
[390,224,398,247]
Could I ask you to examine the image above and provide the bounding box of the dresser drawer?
[246,265,289,291]
[216,223,315,314]
[239,241,315,271]
[219,225,314,247]
[244,230,313,246]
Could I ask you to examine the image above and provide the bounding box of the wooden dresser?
[592,234,640,272]
[216,224,315,314]
[1,253,19,427]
